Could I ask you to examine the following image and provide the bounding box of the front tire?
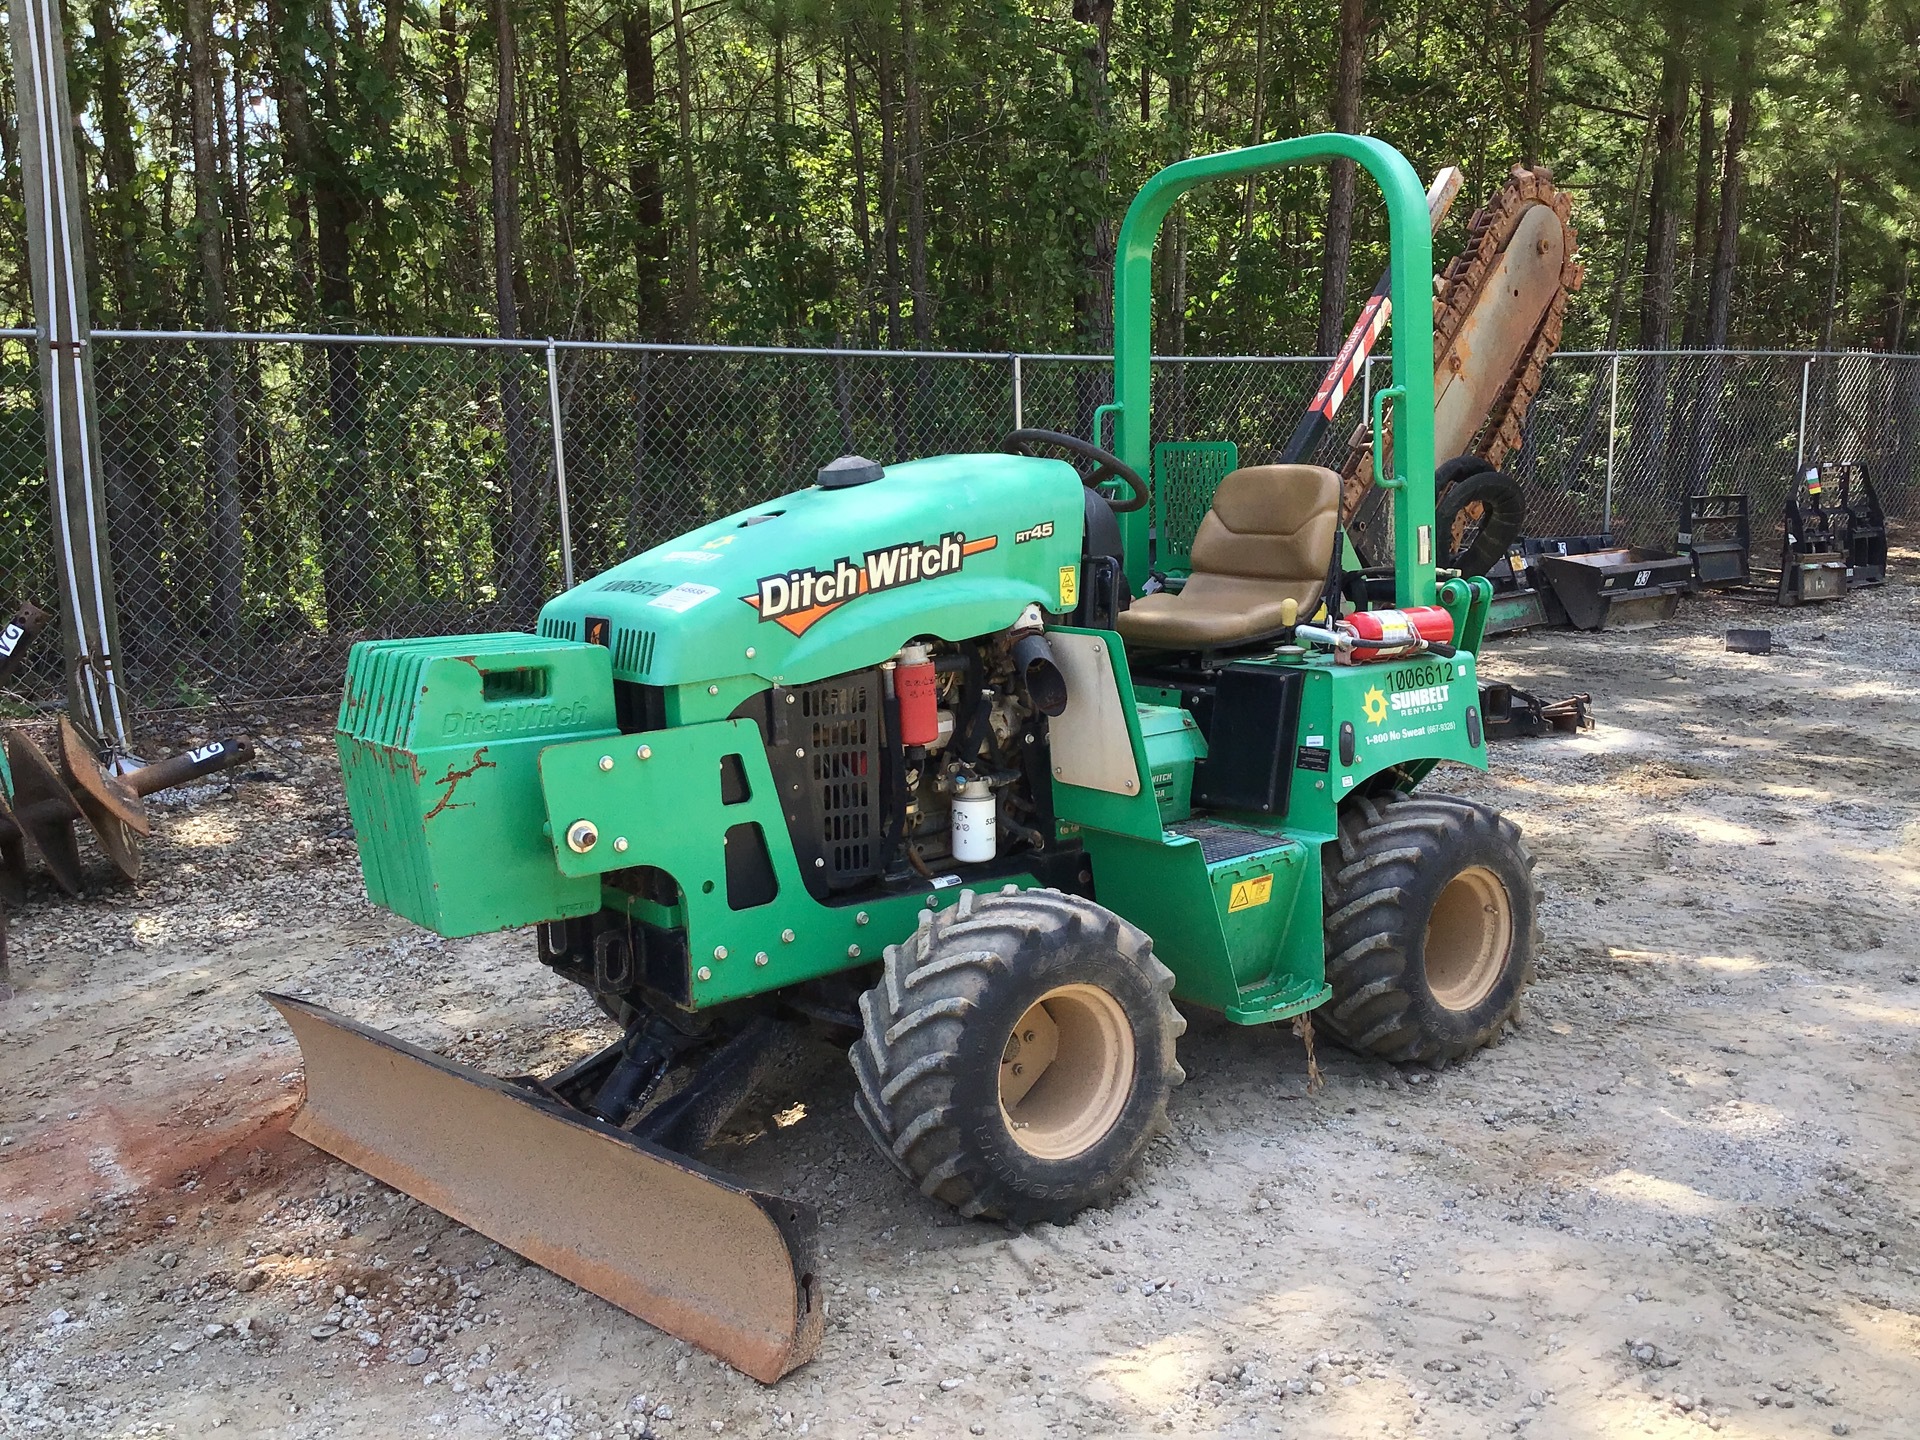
[1319,792,1538,1064]
[850,887,1186,1223]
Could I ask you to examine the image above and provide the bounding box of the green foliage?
[0,0,1914,351]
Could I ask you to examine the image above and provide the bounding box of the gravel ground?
[2,554,1917,1440]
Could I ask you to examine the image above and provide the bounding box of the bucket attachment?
[1532,545,1691,631]
[266,994,823,1383]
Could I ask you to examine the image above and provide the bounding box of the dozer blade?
[266,994,823,1383]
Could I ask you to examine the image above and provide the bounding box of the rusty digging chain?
[1340,163,1586,526]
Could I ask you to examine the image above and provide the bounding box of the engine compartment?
[737,611,1066,900]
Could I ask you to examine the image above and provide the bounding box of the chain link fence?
[1,331,1912,724]
[1503,351,1920,549]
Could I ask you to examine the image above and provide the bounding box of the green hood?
[538,453,1086,689]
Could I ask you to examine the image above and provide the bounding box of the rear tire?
[850,887,1185,1223]
[1318,792,1538,1064]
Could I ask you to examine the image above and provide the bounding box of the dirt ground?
[3,555,1917,1440]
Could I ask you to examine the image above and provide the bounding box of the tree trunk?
[1315,0,1367,355]
[1686,12,1757,494]
[898,0,933,344]
[1633,15,1691,517]
[0,78,16,322]
[89,0,146,323]
[1704,18,1757,350]
[225,19,258,323]
[491,0,542,621]
[1883,18,1916,349]
[874,28,904,349]
[1240,0,1270,241]
[441,0,482,316]
[1820,164,1845,352]
[1603,122,1651,351]
[842,36,875,344]
[309,0,373,627]
[551,0,581,280]
[186,0,244,642]
[1636,29,1689,351]
[1520,0,1555,168]
[1680,76,1715,349]
[620,0,668,337]
[266,0,317,320]
[89,0,175,657]
[1071,0,1116,352]
[668,0,700,335]
[1885,248,1910,353]
[1166,0,1193,360]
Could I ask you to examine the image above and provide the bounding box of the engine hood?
[537,453,1086,688]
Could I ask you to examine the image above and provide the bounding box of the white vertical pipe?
[1011,354,1023,431]
[546,341,575,591]
[20,0,125,743]
[1603,353,1620,536]
[1796,356,1812,471]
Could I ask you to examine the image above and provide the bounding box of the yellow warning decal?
[1059,564,1079,610]
[1227,873,1274,912]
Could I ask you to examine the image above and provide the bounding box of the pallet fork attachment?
[268,994,824,1383]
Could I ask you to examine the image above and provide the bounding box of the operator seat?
[1115,463,1342,651]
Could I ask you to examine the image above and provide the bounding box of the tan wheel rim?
[1423,865,1514,1011]
[997,984,1136,1160]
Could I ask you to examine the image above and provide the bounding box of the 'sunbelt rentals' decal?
[745,531,998,635]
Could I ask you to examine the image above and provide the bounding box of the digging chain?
[1340,163,1586,524]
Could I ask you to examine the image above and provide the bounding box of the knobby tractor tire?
[1319,793,1539,1065]
[850,887,1186,1224]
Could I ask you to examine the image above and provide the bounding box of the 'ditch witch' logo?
[745,531,998,636]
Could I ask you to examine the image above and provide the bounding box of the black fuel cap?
[817,454,885,489]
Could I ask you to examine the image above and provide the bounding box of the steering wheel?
[999,428,1149,514]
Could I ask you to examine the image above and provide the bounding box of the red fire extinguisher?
[1297,606,1455,664]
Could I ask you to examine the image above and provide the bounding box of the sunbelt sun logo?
[744,531,999,635]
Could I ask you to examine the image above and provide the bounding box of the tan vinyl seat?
[1115,463,1342,651]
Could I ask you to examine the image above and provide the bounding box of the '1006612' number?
[1387,660,1454,691]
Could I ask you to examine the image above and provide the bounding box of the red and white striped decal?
[1309,292,1393,421]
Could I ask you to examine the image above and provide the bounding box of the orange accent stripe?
[772,601,846,636]
[962,536,999,556]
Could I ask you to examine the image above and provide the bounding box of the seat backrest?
[1188,464,1341,583]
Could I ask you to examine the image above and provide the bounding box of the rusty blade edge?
[264,992,824,1384]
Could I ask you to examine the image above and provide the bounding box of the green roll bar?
[1109,134,1437,609]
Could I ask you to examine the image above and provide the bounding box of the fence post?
[546,341,575,591]
[1603,353,1620,536]
[1011,354,1024,431]
[1362,354,1373,421]
[1795,356,1813,471]
[9,0,131,746]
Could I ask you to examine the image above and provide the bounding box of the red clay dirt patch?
[1,1054,317,1248]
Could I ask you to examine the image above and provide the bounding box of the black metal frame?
[1679,492,1752,589]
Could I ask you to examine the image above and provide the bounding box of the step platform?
[1166,818,1331,1025]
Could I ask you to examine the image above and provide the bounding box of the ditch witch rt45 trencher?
[280,135,1542,1382]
